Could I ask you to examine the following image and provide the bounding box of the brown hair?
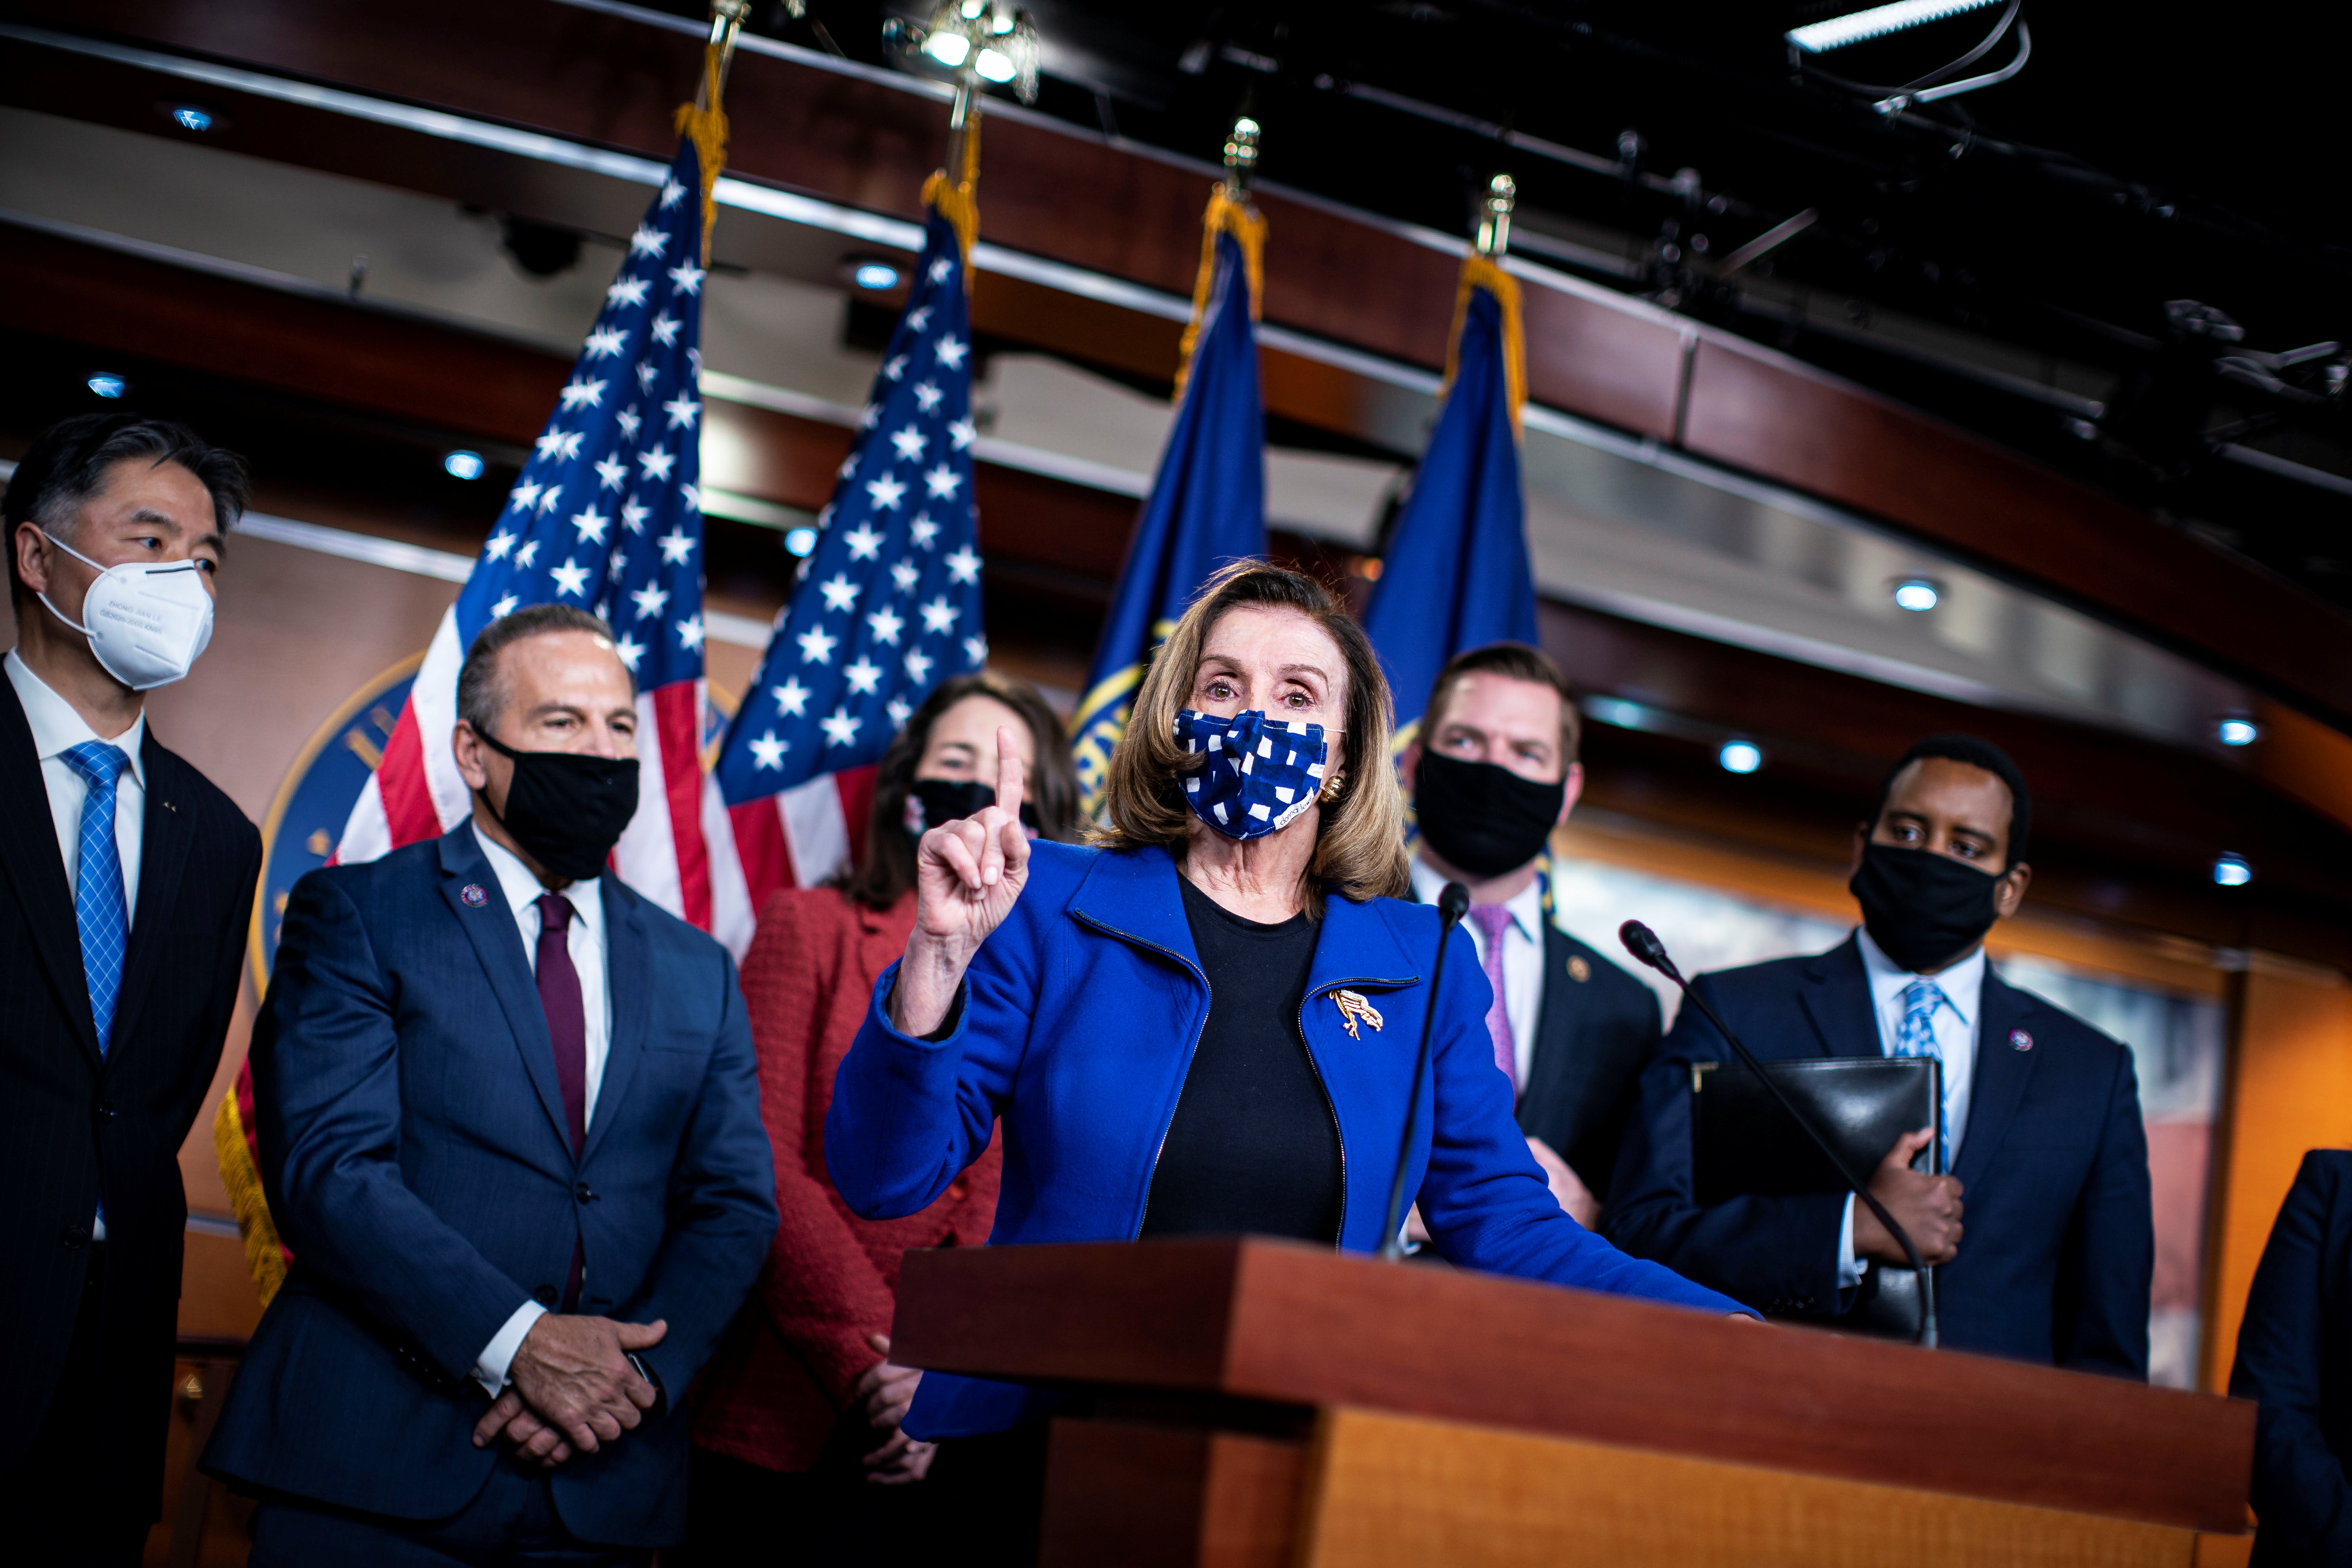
[1420,641,1580,766]
[839,671,1083,910]
[1093,560,1409,911]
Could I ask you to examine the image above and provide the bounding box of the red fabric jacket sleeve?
[739,889,902,1406]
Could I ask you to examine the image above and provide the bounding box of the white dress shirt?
[1410,852,1544,1090]
[1837,926,1987,1286]
[469,821,614,1395]
[9,648,148,1242]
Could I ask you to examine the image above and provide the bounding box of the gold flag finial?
[1171,116,1268,403]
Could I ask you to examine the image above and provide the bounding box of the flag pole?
[1172,115,1267,403]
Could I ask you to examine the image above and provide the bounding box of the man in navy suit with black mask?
[204,605,777,1564]
[1607,734,2153,1376]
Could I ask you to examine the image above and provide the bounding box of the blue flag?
[1071,198,1268,810]
[1361,259,1539,746]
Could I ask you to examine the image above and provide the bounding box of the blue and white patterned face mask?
[1173,708,1331,841]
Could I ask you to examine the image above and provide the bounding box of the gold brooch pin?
[1331,989,1384,1039]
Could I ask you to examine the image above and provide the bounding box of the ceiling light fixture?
[1787,0,2003,54]
[2212,853,2253,887]
[86,373,127,399]
[1718,740,1764,775]
[850,260,903,291]
[1891,577,1941,611]
[784,526,818,558]
[443,450,486,481]
[1788,0,2031,116]
[2215,716,2260,747]
[906,1,1039,104]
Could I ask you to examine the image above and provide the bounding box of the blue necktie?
[61,741,130,1056]
[1891,977,1951,1168]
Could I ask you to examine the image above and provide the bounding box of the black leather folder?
[1691,1055,1941,1340]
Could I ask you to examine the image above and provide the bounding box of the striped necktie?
[1891,977,1951,1167]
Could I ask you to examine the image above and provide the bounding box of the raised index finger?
[995,724,1026,826]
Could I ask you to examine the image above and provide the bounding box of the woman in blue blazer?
[827,562,1746,1551]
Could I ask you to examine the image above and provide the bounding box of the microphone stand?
[1379,882,1470,1261]
[1618,921,1939,1348]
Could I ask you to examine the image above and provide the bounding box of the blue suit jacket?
[202,827,777,1547]
[2232,1149,2352,1565]
[1605,934,2152,1376]
[825,842,1746,1439]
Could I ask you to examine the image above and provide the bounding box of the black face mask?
[903,778,1039,838]
[477,730,640,884]
[1849,842,2006,973]
[1412,750,1567,878]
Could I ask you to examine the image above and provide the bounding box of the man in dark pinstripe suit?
[1,414,260,1566]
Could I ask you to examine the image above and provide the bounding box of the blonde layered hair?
[1093,560,1410,911]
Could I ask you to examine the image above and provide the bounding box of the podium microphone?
[1618,920,1938,1348]
[1379,881,1471,1262]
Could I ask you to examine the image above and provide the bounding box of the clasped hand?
[472,1313,667,1468]
[890,728,1031,1038]
[1852,1127,1964,1266]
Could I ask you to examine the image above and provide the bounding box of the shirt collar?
[6,648,147,789]
[471,820,602,941]
[1855,924,1984,1029]
[1410,850,1545,942]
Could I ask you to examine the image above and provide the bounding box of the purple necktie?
[1465,903,1517,1094]
[535,893,587,1310]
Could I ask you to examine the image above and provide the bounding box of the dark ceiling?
[686,0,2350,607]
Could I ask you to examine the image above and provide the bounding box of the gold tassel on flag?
[1173,116,1267,405]
[1446,174,1526,433]
[921,85,983,269]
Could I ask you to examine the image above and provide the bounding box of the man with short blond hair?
[205,606,777,1564]
[1403,641,1655,1229]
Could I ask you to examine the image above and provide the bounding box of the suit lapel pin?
[1331,989,1383,1040]
[461,884,489,907]
[1566,955,1591,983]
[2010,1028,2033,1051]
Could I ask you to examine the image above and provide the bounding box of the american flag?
[714,205,984,903]
[334,134,755,953]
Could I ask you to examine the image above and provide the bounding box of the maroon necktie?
[535,893,587,1309]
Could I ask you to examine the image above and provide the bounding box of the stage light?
[169,104,216,132]
[2212,854,2253,887]
[784,526,818,558]
[2215,716,2260,747]
[1786,0,2003,54]
[443,450,486,481]
[852,261,902,291]
[923,30,970,67]
[86,373,127,399]
[1892,577,1941,612]
[973,46,1016,82]
[1718,740,1764,774]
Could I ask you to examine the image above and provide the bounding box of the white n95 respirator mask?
[36,528,216,691]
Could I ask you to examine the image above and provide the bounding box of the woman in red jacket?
[685,672,1080,1564]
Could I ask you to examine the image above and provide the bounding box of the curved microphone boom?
[1380,882,1471,1261]
[1618,920,1939,1348]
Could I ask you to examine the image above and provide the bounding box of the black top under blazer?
[0,674,260,1519]
[2232,1149,2352,1565]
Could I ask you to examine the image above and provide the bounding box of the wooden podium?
[894,1237,2253,1568]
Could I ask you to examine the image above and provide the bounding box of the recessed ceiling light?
[169,104,217,132]
[2215,716,2260,747]
[1892,577,1941,612]
[1718,740,1764,774]
[86,373,127,399]
[850,260,902,291]
[443,450,486,480]
[2212,853,2253,887]
[783,526,818,558]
